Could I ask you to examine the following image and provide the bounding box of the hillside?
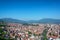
[0,18,60,24]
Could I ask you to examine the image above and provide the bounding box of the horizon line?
[0,17,60,21]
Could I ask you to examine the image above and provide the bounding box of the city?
[0,21,60,40]
[0,0,60,40]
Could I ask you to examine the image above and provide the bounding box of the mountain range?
[0,18,60,24]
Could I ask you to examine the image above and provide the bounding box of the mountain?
[0,18,60,24]
[27,18,60,24]
[38,18,60,24]
[0,18,27,24]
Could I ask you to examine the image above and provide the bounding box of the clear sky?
[0,0,60,20]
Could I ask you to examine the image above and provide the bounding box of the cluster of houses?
[0,22,60,40]
[5,23,45,40]
[47,24,60,40]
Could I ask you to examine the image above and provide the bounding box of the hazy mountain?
[38,18,60,24]
[0,18,27,24]
[27,18,60,24]
[0,18,60,24]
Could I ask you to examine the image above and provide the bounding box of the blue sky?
[0,0,60,20]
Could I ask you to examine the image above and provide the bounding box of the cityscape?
[0,0,60,40]
[0,18,60,40]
